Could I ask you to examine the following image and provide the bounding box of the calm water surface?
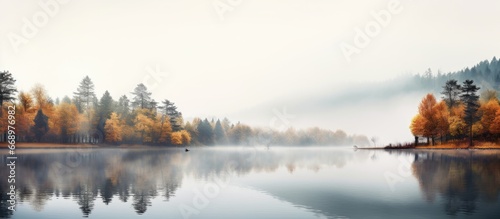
[1,147,499,219]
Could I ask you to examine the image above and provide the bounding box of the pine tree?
[131,83,151,109]
[197,119,214,145]
[117,95,130,116]
[73,76,96,114]
[32,109,49,142]
[441,79,461,110]
[97,91,114,135]
[159,99,182,131]
[214,119,227,144]
[62,96,72,104]
[0,71,17,112]
[149,99,158,114]
[460,80,480,147]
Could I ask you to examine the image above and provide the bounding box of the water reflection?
[389,149,500,216]
[0,147,351,218]
[1,148,499,218]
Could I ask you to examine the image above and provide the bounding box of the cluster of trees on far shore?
[1,73,191,146]
[0,71,370,146]
[184,118,371,146]
[410,79,500,146]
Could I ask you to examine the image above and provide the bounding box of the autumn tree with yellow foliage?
[171,132,183,145]
[479,99,500,138]
[410,93,440,145]
[104,113,123,144]
[2,73,370,147]
[410,80,496,146]
[54,102,80,143]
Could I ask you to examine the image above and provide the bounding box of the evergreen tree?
[214,119,227,144]
[0,71,17,114]
[222,117,231,131]
[62,96,72,104]
[460,80,480,147]
[197,119,214,145]
[32,109,49,142]
[149,99,158,115]
[117,95,130,117]
[73,76,96,114]
[159,99,182,131]
[441,79,461,110]
[73,96,83,113]
[97,91,114,134]
[131,83,151,109]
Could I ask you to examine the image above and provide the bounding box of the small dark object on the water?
[185,148,189,152]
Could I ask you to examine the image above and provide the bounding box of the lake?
[1,146,499,219]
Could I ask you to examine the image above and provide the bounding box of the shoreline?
[357,145,500,150]
[0,142,186,149]
[4,143,500,150]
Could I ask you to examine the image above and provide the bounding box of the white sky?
[1,0,500,141]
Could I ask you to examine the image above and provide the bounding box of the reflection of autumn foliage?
[412,151,500,215]
[0,148,352,217]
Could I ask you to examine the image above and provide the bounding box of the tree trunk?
[469,125,473,147]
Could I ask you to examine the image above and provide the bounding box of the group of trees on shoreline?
[0,71,370,146]
[1,73,191,146]
[410,78,500,146]
[183,117,370,146]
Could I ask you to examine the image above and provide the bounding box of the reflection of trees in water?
[132,190,154,215]
[75,184,96,218]
[0,148,351,217]
[0,187,14,218]
[101,179,115,205]
[411,150,500,216]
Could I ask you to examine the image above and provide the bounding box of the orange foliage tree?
[54,102,80,143]
[479,99,500,138]
[434,101,450,142]
[171,132,183,145]
[104,112,123,144]
[417,94,438,145]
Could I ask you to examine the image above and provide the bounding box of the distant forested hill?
[413,57,500,93]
